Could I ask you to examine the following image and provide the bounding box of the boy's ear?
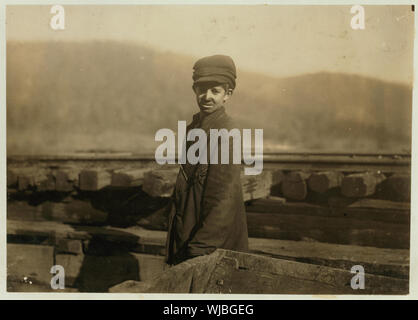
[224,89,233,102]
[225,89,233,98]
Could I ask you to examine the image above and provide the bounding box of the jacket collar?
[191,106,226,133]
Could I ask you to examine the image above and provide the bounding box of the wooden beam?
[266,195,286,204]
[34,173,56,192]
[272,170,285,185]
[281,171,311,201]
[17,169,50,191]
[111,168,149,187]
[248,237,409,279]
[55,168,78,192]
[378,174,411,202]
[246,198,409,224]
[7,219,164,248]
[79,169,111,191]
[270,170,285,196]
[341,172,386,197]
[142,169,178,198]
[41,200,108,225]
[308,171,343,193]
[241,170,272,202]
[7,200,108,225]
[141,167,276,200]
[17,172,36,191]
[246,210,409,249]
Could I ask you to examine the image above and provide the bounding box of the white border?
[0,0,416,300]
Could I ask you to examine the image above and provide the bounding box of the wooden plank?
[348,198,410,211]
[308,171,343,193]
[248,238,409,279]
[42,200,107,225]
[281,171,311,201]
[341,172,386,197]
[142,169,178,197]
[111,168,149,187]
[241,170,272,202]
[265,195,286,204]
[246,211,409,249]
[7,220,166,248]
[7,200,108,225]
[246,198,410,224]
[79,169,111,191]
[7,219,81,240]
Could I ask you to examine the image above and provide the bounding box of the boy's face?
[193,81,232,115]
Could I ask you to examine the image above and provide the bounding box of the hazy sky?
[6,5,414,84]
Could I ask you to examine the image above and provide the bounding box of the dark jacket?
[166,107,249,265]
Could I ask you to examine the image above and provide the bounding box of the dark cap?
[192,55,237,89]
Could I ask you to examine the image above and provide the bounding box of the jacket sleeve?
[186,138,242,258]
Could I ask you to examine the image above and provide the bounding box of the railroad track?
[7,152,411,174]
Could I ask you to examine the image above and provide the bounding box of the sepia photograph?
[4,3,414,295]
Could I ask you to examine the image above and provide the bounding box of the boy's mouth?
[200,103,214,109]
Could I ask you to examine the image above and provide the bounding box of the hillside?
[6,41,412,155]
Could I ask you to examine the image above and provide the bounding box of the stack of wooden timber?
[6,155,411,293]
[7,165,410,202]
[7,161,411,249]
[8,166,274,202]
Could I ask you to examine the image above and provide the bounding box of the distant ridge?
[6,41,412,155]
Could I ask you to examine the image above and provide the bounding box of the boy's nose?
[205,90,214,99]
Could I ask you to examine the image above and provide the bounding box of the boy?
[166,55,249,265]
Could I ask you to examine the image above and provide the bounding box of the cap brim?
[193,75,229,85]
